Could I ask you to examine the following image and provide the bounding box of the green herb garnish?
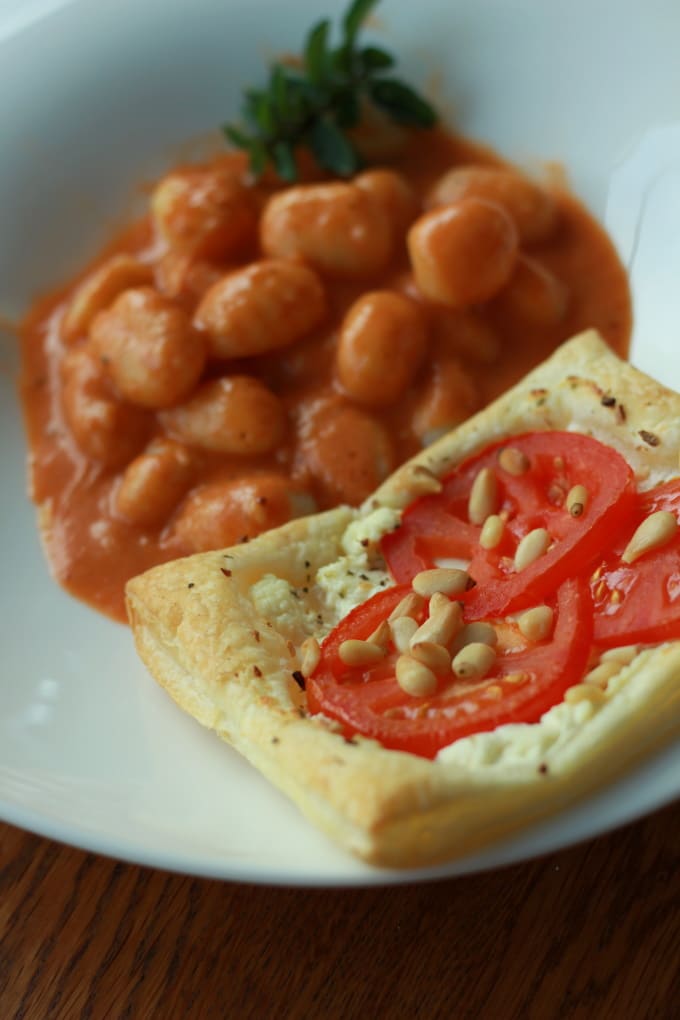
[223,0,437,182]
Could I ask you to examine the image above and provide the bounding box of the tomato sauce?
[19,128,632,622]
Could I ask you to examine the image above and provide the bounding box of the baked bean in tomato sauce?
[19,129,631,622]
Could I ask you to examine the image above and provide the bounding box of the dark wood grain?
[1,803,679,1020]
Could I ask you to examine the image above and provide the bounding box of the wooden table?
[2,802,679,1019]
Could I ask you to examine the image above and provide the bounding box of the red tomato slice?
[592,479,680,646]
[381,431,636,619]
[307,577,592,759]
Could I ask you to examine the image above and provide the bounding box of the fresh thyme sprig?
[223,0,437,182]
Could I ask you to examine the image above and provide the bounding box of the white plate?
[1,0,679,886]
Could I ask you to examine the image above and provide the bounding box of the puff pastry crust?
[126,331,680,867]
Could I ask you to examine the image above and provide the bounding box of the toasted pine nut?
[514,527,551,571]
[410,640,451,674]
[396,655,438,697]
[300,637,321,678]
[479,513,505,550]
[517,605,554,642]
[621,510,678,564]
[566,484,589,517]
[412,567,471,597]
[338,640,385,667]
[412,600,463,647]
[564,684,605,705]
[452,642,497,680]
[584,661,621,688]
[600,645,639,665]
[390,616,418,654]
[450,621,498,654]
[368,620,391,650]
[388,591,426,622]
[498,446,529,476]
[468,467,498,525]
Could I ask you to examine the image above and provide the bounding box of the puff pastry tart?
[126,331,680,867]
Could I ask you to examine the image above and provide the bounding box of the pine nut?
[514,527,551,571]
[452,642,497,680]
[338,640,385,667]
[300,637,321,678]
[412,567,471,597]
[498,446,529,476]
[412,600,463,647]
[407,463,443,495]
[566,484,589,517]
[388,591,426,622]
[367,619,391,650]
[584,661,621,688]
[396,655,438,697]
[479,514,505,549]
[390,615,418,654]
[429,591,453,616]
[410,640,451,674]
[450,621,498,654]
[600,645,639,665]
[517,605,554,642]
[564,684,605,705]
[468,467,498,525]
[621,510,678,564]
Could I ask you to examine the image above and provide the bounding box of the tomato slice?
[307,577,592,759]
[381,431,636,618]
[592,479,680,646]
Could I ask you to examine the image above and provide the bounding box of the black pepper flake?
[538,763,549,775]
[302,586,309,594]
[639,429,660,447]
[601,395,616,407]
[617,404,627,423]
[304,560,311,568]
[360,539,369,547]
[220,567,232,578]
[346,569,355,576]
[271,737,280,745]
[187,582,195,589]
[292,670,306,690]
[289,589,300,599]
[253,630,261,643]
[253,665,262,678]
[359,573,369,581]
[223,554,234,559]
[240,535,250,544]
[344,736,359,746]
[316,614,323,623]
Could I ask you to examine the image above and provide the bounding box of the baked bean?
[494,255,568,326]
[160,376,286,455]
[90,287,207,409]
[115,438,194,527]
[260,182,393,278]
[298,400,394,505]
[427,165,557,244]
[60,347,149,466]
[413,358,479,446]
[194,260,326,359]
[430,309,500,364]
[355,169,420,241]
[61,255,152,344]
[154,252,222,304]
[151,167,257,260]
[336,291,428,407]
[172,474,316,552]
[408,199,519,307]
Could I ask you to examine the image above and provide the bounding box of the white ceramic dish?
[1,0,679,886]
